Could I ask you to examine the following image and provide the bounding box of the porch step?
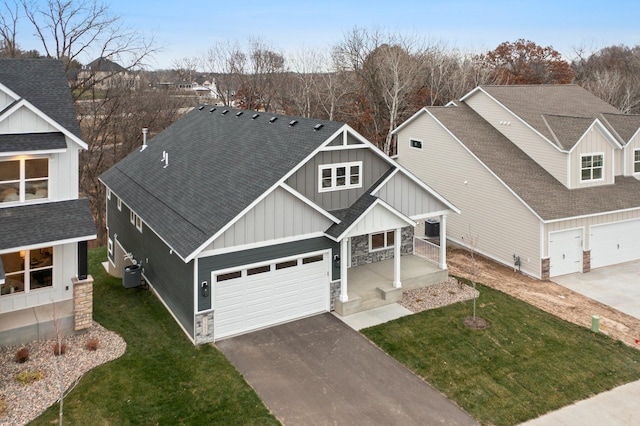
[334,285,404,316]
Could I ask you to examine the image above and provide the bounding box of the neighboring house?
[100,106,458,344]
[0,59,96,345]
[77,57,139,90]
[395,84,640,280]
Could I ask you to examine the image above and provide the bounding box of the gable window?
[130,211,143,232]
[1,248,53,295]
[319,161,362,192]
[634,149,640,173]
[370,231,395,251]
[0,158,49,204]
[117,197,122,211]
[410,139,423,149]
[581,154,603,181]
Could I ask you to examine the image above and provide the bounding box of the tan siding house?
[396,84,640,280]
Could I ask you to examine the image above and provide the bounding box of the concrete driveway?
[553,261,640,320]
[217,313,478,426]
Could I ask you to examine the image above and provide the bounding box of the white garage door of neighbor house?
[213,252,330,340]
[590,220,640,269]
[549,228,583,277]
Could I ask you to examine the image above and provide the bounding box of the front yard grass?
[362,279,640,426]
[30,247,278,425]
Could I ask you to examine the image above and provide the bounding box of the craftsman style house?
[101,106,457,344]
[0,59,96,345]
[396,84,640,280]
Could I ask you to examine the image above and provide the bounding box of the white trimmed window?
[130,211,143,232]
[581,153,603,181]
[370,230,395,251]
[117,197,122,211]
[0,158,49,204]
[1,248,53,295]
[108,238,113,255]
[634,149,640,174]
[410,139,423,150]
[319,161,362,192]
[107,189,111,200]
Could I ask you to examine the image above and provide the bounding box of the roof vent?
[269,117,278,123]
[209,107,216,113]
[222,109,229,115]
[252,113,260,119]
[236,111,243,117]
[289,120,298,127]
[313,124,324,131]
[198,106,205,110]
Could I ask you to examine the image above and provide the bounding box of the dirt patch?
[447,247,640,348]
[463,316,491,330]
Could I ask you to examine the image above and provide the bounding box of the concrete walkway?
[333,302,413,330]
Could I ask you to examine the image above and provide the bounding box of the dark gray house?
[0,59,96,345]
[101,106,457,344]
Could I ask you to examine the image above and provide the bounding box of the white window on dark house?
[634,149,640,173]
[581,154,603,181]
[107,189,111,200]
[410,139,423,149]
[108,238,113,255]
[370,230,395,251]
[130,211,143,232]
[318,161,362,192]
[117,197,122,211]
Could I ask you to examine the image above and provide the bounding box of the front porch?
[334,254,447,316]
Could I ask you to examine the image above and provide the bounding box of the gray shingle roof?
[428,102,640,221]
[600,113,640,143]
[0,59,81,138]
[541,114,595,150]
[84,57,126,72]
[100,106,343,260]
[480,85,621,149]
[0,199,96,250]
[0,132,67,153]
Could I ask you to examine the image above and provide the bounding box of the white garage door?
[591,220,640,269]
[549,228,583,277]
[213,252,330,339]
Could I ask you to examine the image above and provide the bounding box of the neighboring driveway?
[217,313,478,426]
[554,261,640,320]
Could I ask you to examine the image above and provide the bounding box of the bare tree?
[0,0,20,57]
[21,0,157,96]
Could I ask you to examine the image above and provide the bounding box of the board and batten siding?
[624,132,640,177]
[196,236,339,312]
[286,148,392,211]
[465,91,568,187]
[0,105,58,134]
[397,111,542,278]
[203,186,334,251]
[544,209,640,255]
[375,171,450,218]
[106,195,195,335]
[326,131,364,147]
[570,127,616,187]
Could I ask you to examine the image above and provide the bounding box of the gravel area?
[0,322,126,426]
[400,277,479,313]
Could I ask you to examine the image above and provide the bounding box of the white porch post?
[439,215,447,270]
[393,227,402,288]
[339,238,349,302]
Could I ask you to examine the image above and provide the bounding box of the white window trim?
[108,238,113,255]
[369,230,395,252]
[318,161,362,193]
[117,197,122,211]
[409,139,423,150]
[107,189,111,200]
[135,215,143,232]
[0,157,50,204]
[634,148,640,174]
[580,152,604,182]
[130,210,136,225]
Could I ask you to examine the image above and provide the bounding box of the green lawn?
[362,279,640,426]
[31,247,278,425]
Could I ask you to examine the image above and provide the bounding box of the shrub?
[86,337,99,351]
[52,342,67,356]
[14,348,29,363]
[16,370,43,385]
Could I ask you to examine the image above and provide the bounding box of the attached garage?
[590,220,640,269]
[549,228,583,277]
[213,251,330,339]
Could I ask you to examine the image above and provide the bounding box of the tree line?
[2,0,640,244]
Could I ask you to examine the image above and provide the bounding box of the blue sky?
[15,0,640,69]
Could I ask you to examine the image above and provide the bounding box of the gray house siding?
[196,236,339,312]
[107,195,194,335]
[286,148,392,211]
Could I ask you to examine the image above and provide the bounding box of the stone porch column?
[439,215,447,270]
[339,238,349,302]
[73,275,94,331]
[393,227,402,288]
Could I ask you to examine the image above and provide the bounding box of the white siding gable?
[0,104,58,134]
